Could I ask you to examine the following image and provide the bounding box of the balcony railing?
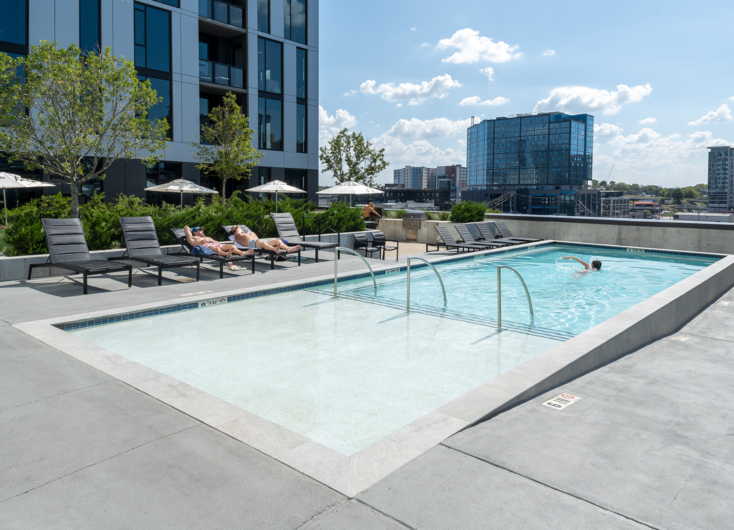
[199,59,244,89]
[199,0,243,28]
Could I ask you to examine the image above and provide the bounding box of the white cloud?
[319,106,357,144]
[534,83,653,115]
[437,29,521,64]
[729,96,734,101]
[459,96,510,107]
[479,67,495,82]
[371,134,466,184]
[385,117,472,138]
[421,42,430,47]
[410,27,417,32]
[638,117,657,124]
[688,104,733,126]
[543,49,556,57]
[357,75,462,106]
[593,123,731,186]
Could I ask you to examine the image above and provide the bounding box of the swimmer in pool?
[562,256,602,272]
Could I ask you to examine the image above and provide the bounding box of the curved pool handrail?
[497,265,534,330]
[333,247,378,296]
[407,257,448,313]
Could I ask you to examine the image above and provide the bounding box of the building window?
[257,0,270,33]
[296,103,306,153]
[138,75,172,140]
[296,47,307,99]
[154,0,179,6]
[258,97,282,151]
[0,0,28,55]
[285,169,307,193]
[284,0,306,44]
[257,37,282,95]
[134,3,171,74]
[79,0,101,55]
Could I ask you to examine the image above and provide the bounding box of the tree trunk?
[70,181,80,218]
[221,177,228,207]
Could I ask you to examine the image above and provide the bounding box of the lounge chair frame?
[271,212,338,263]
[170,228,256,278]
[428,226,487,253]
[221,224,301,270]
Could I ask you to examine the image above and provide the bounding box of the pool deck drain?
[2,244,734,528]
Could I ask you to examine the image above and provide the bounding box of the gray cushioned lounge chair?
[28,218,133,295]
[454,224,512,249]
[270,212,338,263]
[170,228,255,278]
[492,220,542,243]
[222,224,300,269]
[429,225,486,253]
[109,217,200,285]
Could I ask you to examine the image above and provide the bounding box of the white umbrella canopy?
[0,172,57,227]
[247,180,306,212]
[317,181,384,206]
[144,179,218,212]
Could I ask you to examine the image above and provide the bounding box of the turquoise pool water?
[327,244,719,337]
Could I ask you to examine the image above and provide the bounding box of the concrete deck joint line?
[444,445,662,530]
[353,499,418,530]
[0,379,110,413]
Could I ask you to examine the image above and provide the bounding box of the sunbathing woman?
[184,226,254,258]
[228,225,301,254]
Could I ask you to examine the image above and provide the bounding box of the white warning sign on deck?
[543,393,581,410]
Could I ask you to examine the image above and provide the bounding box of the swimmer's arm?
[562,256,591,269]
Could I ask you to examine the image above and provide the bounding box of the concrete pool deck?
[1,246,733,528]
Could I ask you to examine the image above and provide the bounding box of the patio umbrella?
[247,180,306,212]
[0,172,57,227]
[317,181,384,206]
[144,179,218,212]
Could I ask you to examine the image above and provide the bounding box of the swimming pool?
[323,243,719,337]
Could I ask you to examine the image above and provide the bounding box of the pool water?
[68,243,718,456]
[329,244,719,336]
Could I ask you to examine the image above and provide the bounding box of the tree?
[319,128,388,186]
[191,92,262,205]
[682,187,699,199]
[599,180,608,188]
[671,189,684,204]
[591,179,600,188]
[0,41,168,217]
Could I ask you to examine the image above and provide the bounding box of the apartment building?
[708,146,733,212]
[0,0,319,206]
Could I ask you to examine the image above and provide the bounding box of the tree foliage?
[191,92,262,205]
[319,128,388,186]
[450,201,487,223]
[0,42,168,217]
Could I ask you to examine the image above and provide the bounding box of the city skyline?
[318,0,733,188]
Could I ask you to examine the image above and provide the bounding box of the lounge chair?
[28,218,133,295]
[429,225,487,253]
[270,212,339,263]
[476,222,532,245]
[222,224,301,270]
[370,231,399,261]
[353,232,381,258]
[453,224,512,249]
[108,217,200,285]
[492,221,542,243]
[170,228,255,278]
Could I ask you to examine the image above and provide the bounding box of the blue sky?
[318,0,734,187]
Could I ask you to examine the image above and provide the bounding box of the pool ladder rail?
[497,266,534,330]
[333,247,377,296]
[406,257,447,313]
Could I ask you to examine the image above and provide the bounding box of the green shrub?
[427,212,451,221]
[450,201,487,223]
[2,192,365,256]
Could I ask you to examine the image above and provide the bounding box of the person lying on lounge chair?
[185,226,254,258]
[562,256,602,273]
[228,225,301,254]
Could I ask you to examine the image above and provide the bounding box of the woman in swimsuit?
[185,226,254,258]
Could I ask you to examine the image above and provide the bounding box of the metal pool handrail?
[497,266,534,330]
[333,247,377,296]
[407,257,448,313]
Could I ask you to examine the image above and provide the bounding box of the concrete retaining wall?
[376,219,449,245]
[487,214,734,255]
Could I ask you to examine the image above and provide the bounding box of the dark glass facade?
[466,112,594,191]
[296,48,306,99]
[284,0,306,44]
[296,103,306,153]
[258,97,282,150]
[0,0,28,56]
[257,38,282,94]
[258,0,270,33]
[154,0,179,6]
[79,0,100,55]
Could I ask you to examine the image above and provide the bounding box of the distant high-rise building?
[464,112,594,214]
[708,146,733,212]
[435,165,466,201]
[393,164,464,199]
[393,166,429,189]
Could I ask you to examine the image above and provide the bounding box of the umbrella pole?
[276,192,279,213]
[180,192,183,213]
[3,189,7,228]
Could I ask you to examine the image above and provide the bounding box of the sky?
[318,0,734,188]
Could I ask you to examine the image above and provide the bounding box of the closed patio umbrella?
[247,180,306,212]
[317,181,384,206]
[0,172,57,227]
[144,179,218,212]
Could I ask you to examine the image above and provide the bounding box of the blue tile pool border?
[55,241,722,332]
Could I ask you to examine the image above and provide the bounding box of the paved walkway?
[1,249,732,528]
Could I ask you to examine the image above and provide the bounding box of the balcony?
[199,0,243,29]
[199,59,244,89]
